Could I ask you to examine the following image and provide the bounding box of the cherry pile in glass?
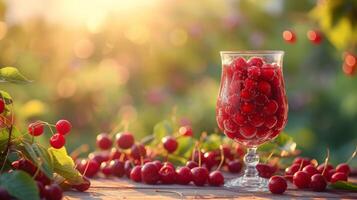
[216,56,288,147]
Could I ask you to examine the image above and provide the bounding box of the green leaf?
[0,90,12,104]
[0,171,39,200]
[329,181,357,191]
[48,147,84,185]
[151,120,173,146]
[0,127,22,151]
[174,136,194,159]
[0,67,31,84]
[201,134,222,151]
[23,142,54,179]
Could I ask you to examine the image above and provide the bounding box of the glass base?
[224,176,268,192]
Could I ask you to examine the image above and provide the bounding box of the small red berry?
[0,100,5,114]
[293,157,311,167]
[124,160,133,178]
[302,164,319,178]
[330,172,348,183]
[115,132,134,149]
[247,66,261,79]
[268,176,287,194]
[310,174,327,192]
[50,133,66,149]
[179,126,193,136]
[159,165,177,184]
[55,119,71,135]
[110,160,125,177]
[162,136,178,153]
[336,163,351,176]
[152,160,163,170]
[96,133,113,150]
[130,166,142,182]
[191,167,209,186]
[248,57,264,67]
[162,161,175,169]
[79,159,100,178]
[307,30,322,45]
[28,122,44,136]
[176,166,192,185]
[109,148,123,160]
[186,161,199,169]
[130,144,146,160]
[227,160,242,173]
[100,161,112,177]
[258,81,271,96]
[208,170,224,186]
[88,152,110,164]
[73,176,91,192]
[256,163,276,178]
[282,30,296,43]
[141,162,160,184]
[293,171,311,189]
[44,183,63,200]
[285,164,301,177]
[343,52,357,76]
[317,163,334,173]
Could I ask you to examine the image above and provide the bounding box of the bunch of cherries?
[75,126,248,187]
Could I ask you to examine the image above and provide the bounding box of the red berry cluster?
[267,156,353,194]
[76,127,249,187]
[28,119,72,149]
[342,52,356,76]
[216,56,288,147]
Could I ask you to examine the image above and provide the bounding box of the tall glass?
[216,51,288,191]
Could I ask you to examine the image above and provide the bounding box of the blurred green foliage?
[0,0,356,165]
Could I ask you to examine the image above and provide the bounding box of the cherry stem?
[321,148,330,175]
[32,159,43,179]
[216,145,225,171]
[198,148,202,167]
[82,161,90,177]
[119,152,125,162]
[140,156,144,166]
[199,132,207,143]
[266,151,275,163]
[346,145,357,164]
[298,158,304,171]
[192,141,198,162]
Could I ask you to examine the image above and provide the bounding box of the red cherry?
[233,113,246,126]
[186,161,199,169]
[110,160,125,177]
[44,183,63,200]
[307,30,322,45]
[88,152,110,164]
[0,100,4,114]
[191,167,209,186]
[248,114,265,127]
[100,161,112,177]
[256,163,276,178]
[258,81,271,96]
[50,133,66,149]
[141,162,160,184]
[330,172,348,183]
[302,165,319,178]
[55,119,71,135]
[227,160,242,173]
[208,170,224,186]
[256,95,269,105]
[12,158,37,176]
[310,174,327,192]
[241,89,253,101]
[244,78,257,90]
[261,66,276,81]
[241,102,255,113]
[268,176,287,194]
[96,133,113,150]
[248,57,264,67]
[130,144,146,160]
[231,57,247,71]
[282,30,296,43]
[0,186,11,200]
[124,160,133,178]
[109,148,123,160]
[159,165,177,184]
[36,181,45,198]
[73,176,91,192]
[115,132,134,149]
[247,66,261,79]
[179,126,193,136]
[317,163,334,173]
[203,151,219,170]
[152,160,163,170]
[28,122,44,136]
[130,166,142,182]
[264,116,277,129]
[293,171,311,189]
[176,166,192,185]
[80,159,100,178]
[162,162,175,169]
[240,125,257,138]
[336,163,351,176]
[293,157,311,167]
[162,136,178,153]
[263,100,278,115]
[343,52,357,76]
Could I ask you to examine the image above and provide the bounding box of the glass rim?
[220,50,284,55]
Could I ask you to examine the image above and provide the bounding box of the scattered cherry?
[176,166,192,185]
[141,162,160,184]
[55,119,71,135]
[227,160,242,173]
[162,136,178,153]
[256,163,276,178]
[336,163,351,176]
[124,160,133,178]
[302,164,318,178]
[100,161,112,177]
[310,174,327,192]
[208,170,224,186]
[50,133,66,149]
[131,144,146,160]
[268,176,287,194]
[115,132,134,149]
[186,161,199,169]
[179,126,193,136]
[96,133,112,150]
[330,172,348,183]
[73,177,91,192]
[44,183,63,200]
[282,30,296,43]
[152,160,163,170]
[28,122,44,136]
[159,165,177,184]
[78,159,100,178]
[191,167,209,186]
[293,171,311,189]
[307,30,322,45]
[110,160,125,177]
[130,166,142,182]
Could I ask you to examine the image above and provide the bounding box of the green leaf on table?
[23,142,54,179]
[0,67,31,84]
[0,90,12,104]
[48,147,84,185]
[329,181,357,191]
[0,171,39,200]
[151,120,173,146]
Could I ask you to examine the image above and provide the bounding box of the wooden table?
[65,176,357,200]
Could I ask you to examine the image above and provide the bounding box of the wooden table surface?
[65,175,357,200]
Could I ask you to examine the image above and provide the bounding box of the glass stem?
[243,147,259,179]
